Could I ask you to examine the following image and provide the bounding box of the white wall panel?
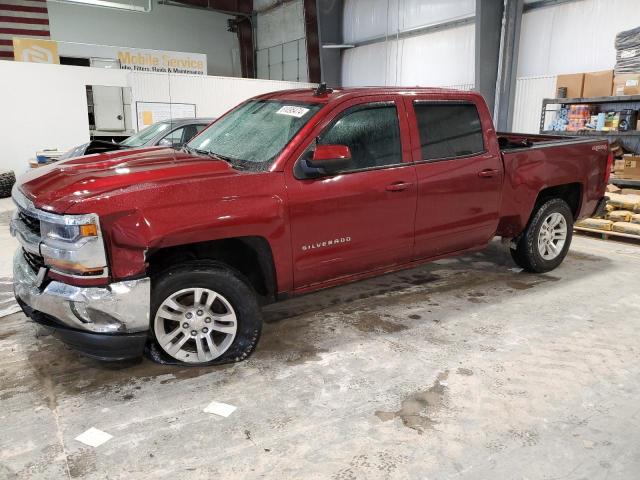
[343,0,474,44]
[0,61,130,175]
[518,0,640,77]
[0,60,314,175]
[129,72,315,121]
[342,23,475,87]
[512,75,557,134]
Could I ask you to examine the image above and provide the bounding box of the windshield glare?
[187,100,322,169]
[121,122,171,147]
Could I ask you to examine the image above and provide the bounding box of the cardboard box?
[583,70,614,97]
[612,73,640,96]
[556,73,584,98]
[614,159,626,173]
[620,155,640,179]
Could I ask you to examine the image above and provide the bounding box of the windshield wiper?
[186,147,247,170]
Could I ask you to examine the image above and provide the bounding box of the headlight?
[41,221,98,242]
[39,213,107,277]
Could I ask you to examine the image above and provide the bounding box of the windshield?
[121,122,171,147]
[186,100,322,170]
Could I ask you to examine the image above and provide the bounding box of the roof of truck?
[256,86,480,104]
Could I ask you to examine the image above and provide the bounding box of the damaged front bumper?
[13,249,150,360]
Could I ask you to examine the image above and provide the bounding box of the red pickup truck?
[11,86,611,365]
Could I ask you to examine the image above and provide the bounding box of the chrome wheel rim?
[154,288,237,363]
[537,212,568,260]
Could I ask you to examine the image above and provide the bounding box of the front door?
[404,97,503,259]
[285,97,417,289]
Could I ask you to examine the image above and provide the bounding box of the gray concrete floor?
[1,229,640,479]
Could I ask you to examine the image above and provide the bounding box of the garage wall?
[341,0,475,87]
[255,0,309,82]
[0,60,314,176]
[46,0,239,77]
[130,72,314,119]
[343,0,474,43]
[518,0,640,77]
[342,23,475,87]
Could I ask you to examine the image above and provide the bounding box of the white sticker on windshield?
[276,105,310,118]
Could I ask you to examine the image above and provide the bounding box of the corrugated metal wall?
[512,75,557,134]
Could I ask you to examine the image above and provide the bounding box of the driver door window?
[317,104,402,172]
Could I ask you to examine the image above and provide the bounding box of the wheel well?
[146,237,277,303]
[535,183,582,219]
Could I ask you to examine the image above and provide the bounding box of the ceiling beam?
[161,0,252,15]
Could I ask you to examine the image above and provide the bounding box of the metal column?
[315,0,344,86]
[475,0,504,116]
[496,0,524,131]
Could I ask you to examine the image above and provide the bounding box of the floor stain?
[256,325,328,366]
[67,449,97,478]
[506,280,535,290]
[375,371,449,434]
[349,313,408,334]
[0,329,17,341]
[568,251,601,262]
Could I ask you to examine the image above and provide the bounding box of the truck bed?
[495,132,609,238]
[497,131,599,150]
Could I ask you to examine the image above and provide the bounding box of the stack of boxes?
[553,27,640,134]
[614,154,640,180]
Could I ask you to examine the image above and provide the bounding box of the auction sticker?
[276,105,310,118]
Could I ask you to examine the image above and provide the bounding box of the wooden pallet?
[574,226,640,244]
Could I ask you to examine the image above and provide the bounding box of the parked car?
[11,86,611,365]
[58,117,215,159]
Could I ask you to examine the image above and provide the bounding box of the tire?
[150,261,262,366]
[0,171,16,198]
[511,198,573,273]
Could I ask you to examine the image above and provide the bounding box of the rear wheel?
[151,261,262,365]
[511,198,573,273]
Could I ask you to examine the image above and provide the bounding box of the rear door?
[285,95,417,288]
[404,96,503,259]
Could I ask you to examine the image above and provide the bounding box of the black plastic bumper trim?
[17,298,148,361]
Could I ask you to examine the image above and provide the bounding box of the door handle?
[385,182,412,192]
[478,169,500,178]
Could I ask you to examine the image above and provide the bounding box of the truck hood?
[18,147,239,213]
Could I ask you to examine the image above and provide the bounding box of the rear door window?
[413,102,485,161]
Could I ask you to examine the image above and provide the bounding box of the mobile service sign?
[116,48,207,75]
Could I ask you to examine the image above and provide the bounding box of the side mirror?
[158,138,173,147]
[304,144,352,176]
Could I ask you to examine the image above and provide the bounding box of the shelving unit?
[539,95,640,154]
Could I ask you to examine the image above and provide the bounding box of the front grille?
[18,211,40,236]
[23,249,45,273]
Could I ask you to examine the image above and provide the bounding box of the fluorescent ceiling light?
[49,0,151,13]
[322,44,355,49]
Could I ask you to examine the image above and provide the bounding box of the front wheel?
[511,198,573,273]
[151,261,262,365]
